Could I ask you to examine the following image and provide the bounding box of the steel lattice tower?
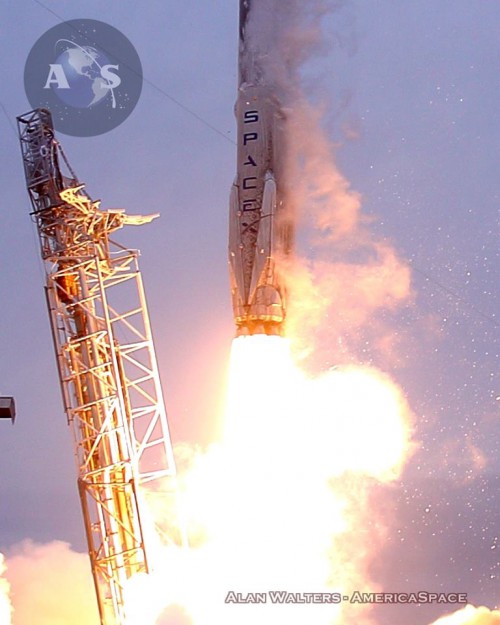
[17,108,184,625]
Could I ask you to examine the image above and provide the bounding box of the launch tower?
[17,108,183,625]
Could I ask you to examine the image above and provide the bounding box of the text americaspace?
[225,591,469,605]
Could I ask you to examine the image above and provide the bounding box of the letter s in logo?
[101,65,121,89]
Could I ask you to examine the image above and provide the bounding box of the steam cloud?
[0,553,13,625]
[430,606,500,625]
[2,542,498,625]
[2,541,98,625]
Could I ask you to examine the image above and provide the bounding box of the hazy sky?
[0,2,498,625]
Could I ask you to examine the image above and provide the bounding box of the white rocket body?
[229,1,293,336]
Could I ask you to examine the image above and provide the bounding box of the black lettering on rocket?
[243,177,257,190]
[244,110,259,123]
[243,132,258,145]
[243,200,257,211]
[244,155,257,167]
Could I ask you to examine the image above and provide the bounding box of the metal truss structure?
[17,109,183,625]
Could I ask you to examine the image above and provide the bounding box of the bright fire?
[124,333,415,625]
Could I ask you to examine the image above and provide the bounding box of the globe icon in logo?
[25,19,143,136]
[53,40,116,109]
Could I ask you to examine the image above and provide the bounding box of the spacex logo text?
[241,107,261,210]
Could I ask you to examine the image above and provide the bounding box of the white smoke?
[2,540,98,625]
[430,605,500,625]
[0,553,13,625]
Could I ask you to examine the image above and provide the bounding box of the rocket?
[229,0,294,337]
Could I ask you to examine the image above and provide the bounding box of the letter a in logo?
[44,64,70,89]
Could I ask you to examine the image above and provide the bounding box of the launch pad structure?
[17,108,184,625]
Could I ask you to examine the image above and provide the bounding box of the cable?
[0,101,18,138]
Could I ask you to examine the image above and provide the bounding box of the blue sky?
[0,2,498,624]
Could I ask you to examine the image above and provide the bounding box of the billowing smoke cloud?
[3,540,98,625]
[0,553,13,625]
[430,605,500,625]
[283,89,413,366]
